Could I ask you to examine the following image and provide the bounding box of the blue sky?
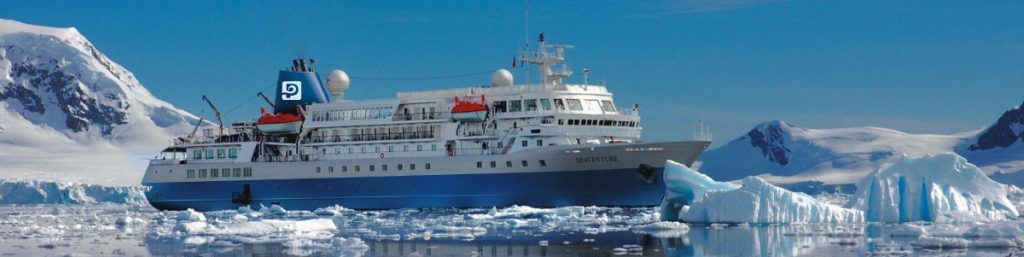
[4,1,1024,147]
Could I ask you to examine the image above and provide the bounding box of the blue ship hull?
[145,168,665,211]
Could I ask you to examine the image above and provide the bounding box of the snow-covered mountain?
[0,19,202,185]
[699,102,1024,190]
[956,101,1024,185]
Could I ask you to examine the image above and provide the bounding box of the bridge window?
[205,149,214,159]
[566,99,583,111]
[539,99,552,110]
[553,99,566,111]
[525,99,538,111]
[600,100,616,112]
[228,148,237,158]
[493,101,507,112]
[192,150,202,160]
[509,100,522,112]
[217,149,225,159]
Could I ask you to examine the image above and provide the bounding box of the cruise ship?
[142,36,711,211]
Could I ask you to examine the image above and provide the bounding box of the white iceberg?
[660,160,863,223]
[0,179,147,204]
[847,154,1019,222]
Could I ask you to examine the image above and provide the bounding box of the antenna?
[523,0,530,86]
[694,118,713,141]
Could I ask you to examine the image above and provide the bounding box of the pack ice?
[847,154,1019,222]
[660,160,864,223]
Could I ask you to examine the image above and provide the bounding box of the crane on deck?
[201,95,224,137]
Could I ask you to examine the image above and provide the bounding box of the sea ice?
[0,179,147,204]
[847,154,1019,222]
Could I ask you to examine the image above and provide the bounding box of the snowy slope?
[0,19,202,185]
[699,120,967,188]
[847,154,1018,222]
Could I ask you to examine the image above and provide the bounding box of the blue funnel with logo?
[274,59,330,115]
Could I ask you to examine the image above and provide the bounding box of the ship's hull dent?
[145,168,666,211]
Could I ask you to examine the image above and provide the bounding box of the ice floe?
[847,154,1019,222]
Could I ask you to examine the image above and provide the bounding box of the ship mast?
[519,33,573,90]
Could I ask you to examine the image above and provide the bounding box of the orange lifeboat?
[451,95,488,121]
[256,108,302,134]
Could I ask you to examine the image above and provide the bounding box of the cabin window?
[493,101,507,113]
[205,149,214,159]
[525,99,538,111]
[522,140,528,147]
[361,147,367,153]
[375,146,380,153]
[382,165,387,171]
[506,161,513,168]
[342,166,348,172]
[369,165,375,171]
[329,166,334,173]
[403,145,409,152]
[388,145,394,152]
[316,167,321,173]
[536,140,543,146]
[600,100,616,112]
[243,167,252,177]
[417,145,423,151]
[199,169,208,178]
[233,168,241,177]
[558,119,564,125]
[553,99,566,110]
[539,160,547,167]
[210,169,219,178]
[410,164,416,170]
[187,169,195,178]
[509,100,522,112]
[222,168,230,177]
[490,161,496,168]
[566,99,584,111]
[477,161,483,168]
[217,149,225,159]
[228,148,238,158]
[522,160,529,167]
[426,163,431,170]
[539,99,552,110]
[355,165,361,172]
[431,144,437,151]
[192,150,202,160]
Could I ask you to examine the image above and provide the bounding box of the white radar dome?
[326,69,350,101]
[490,69,513,87]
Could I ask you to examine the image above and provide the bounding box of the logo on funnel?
[281,81,302,100]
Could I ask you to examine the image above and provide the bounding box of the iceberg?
[659,160,740,220]
[847,154,1018,222]
[0,179,147,204]
[660,160,863,223]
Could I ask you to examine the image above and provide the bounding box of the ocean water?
[0,204,1020,257]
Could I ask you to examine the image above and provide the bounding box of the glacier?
[659,160,864,223]
[847,153,1019,222]
[0,179,147,204]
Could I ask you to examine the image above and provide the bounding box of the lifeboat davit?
[451,95,488,121]
[256,108,302,134]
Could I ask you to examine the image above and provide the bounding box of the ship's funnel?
[275,60,330,115]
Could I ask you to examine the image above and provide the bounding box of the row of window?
[560,119,638,127]
[311,106,393,122]
[493,98,615,113]
[477,160,547,168]
[315,163,432,173]
[192,148,238,160]
[186,167,253,179]
[319,144,439,155]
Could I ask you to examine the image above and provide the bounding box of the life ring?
[380,152,385,159]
